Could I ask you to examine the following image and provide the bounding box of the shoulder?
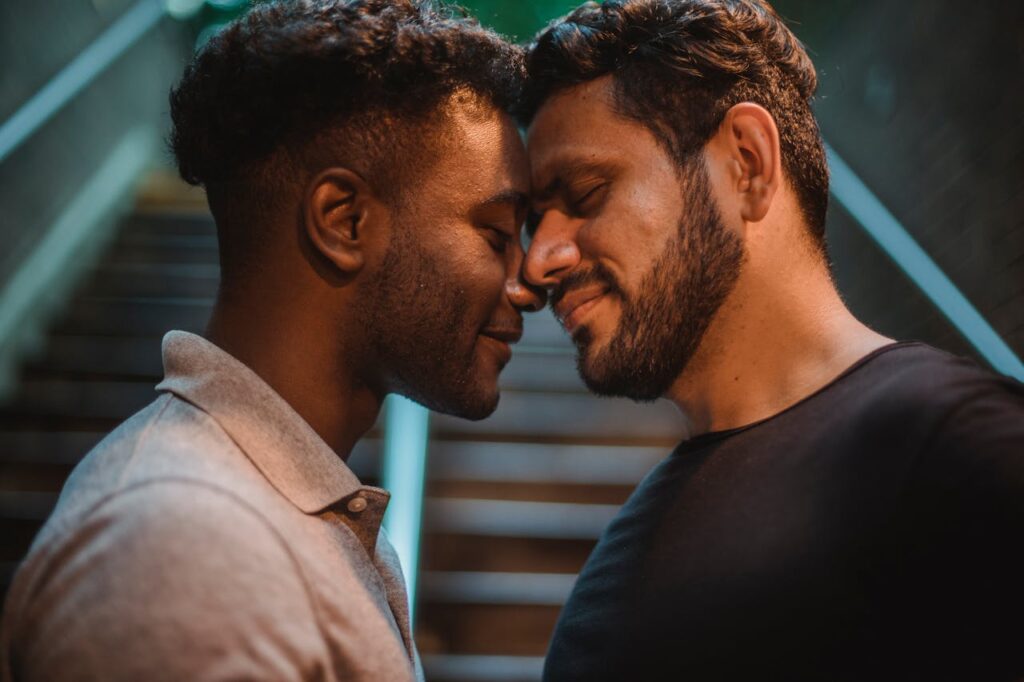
[827,343,1022,446]
[5,480,326,681]
[850,342,1021,410]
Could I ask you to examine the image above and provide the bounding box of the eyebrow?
[480,189,529,212]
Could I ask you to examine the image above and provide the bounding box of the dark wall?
[774,0,1024,362]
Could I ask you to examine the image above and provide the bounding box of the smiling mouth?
[554,289,607,334]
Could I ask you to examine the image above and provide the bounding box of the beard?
[569,158,745,402]
[356,227,498,420]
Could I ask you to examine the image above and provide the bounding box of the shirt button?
[347,495,368,513]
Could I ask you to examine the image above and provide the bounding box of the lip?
[480,327,523,344]
[479,326,522,366]
[554,287,607,334]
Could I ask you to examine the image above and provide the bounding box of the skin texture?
[525,76,891,436]
[207,93,542,458]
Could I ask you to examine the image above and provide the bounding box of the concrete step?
[2,379,157,420]
[422,533,596,574]
[417,602,559,656]
[83,263,220,298]
[30,335,165,378]
[426,441,665,485]
[105,239,219,265]
[421,654,544,682]
[425,498,619,540]
[122,211,216,237]
[433,390,684,443]
[420,571,575,606]
[53,297,212,336]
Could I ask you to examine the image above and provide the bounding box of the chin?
[411,371,500,421]
[433,386,500,421]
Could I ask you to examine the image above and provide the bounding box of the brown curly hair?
[169,0,525,277]
[519,0,829,242]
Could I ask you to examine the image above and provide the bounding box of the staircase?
[0,185,685,681]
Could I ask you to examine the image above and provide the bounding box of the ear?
[303,168,383,275]
[717,102,781,223]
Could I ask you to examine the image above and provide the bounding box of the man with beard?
[0,2,542,680]
[519,0,1024,680]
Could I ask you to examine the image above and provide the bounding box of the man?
[1,1,541,680]
[519,0,1024,679]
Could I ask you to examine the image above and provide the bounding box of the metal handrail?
[826,144,1024,380]
[0,0,164,165]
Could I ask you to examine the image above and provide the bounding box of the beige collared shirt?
[1,331,423,682]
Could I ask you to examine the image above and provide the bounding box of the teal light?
[826,143,1024,381]
[380,395,431,622]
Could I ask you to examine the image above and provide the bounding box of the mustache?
[550,263,625,310]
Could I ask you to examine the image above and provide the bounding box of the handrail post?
[381,394,431,623]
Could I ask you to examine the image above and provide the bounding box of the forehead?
[526,76,668,188]
[426,94,529,200]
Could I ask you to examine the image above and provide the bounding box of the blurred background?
[1,1,1021,681]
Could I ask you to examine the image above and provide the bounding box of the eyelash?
[484,226,510,254]
[570,183,608,214]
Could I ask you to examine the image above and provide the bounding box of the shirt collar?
[154,331,386,520]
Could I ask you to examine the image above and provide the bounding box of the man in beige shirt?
[1,1,542,679]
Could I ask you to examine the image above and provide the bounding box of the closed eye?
[569,182,608,215]
[482,225,511,254]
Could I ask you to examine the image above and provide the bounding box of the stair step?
[424,498,618,539]
[83,263,220,298]
[106,238,218,265]
[421,654,544,682]
[422,534,595,574]
[53,297,212,336]
[122,212,216,237]
[0,431,105,465]
[432,390,684,442]
[519,310,568,349]
[417,603,559,656]
[498,348,584,392]
[420,571,575,606]
[32,335,164,378]
[0,491,58,522]
[427,441,664,485]
[116,232,218,250]
[3,379,157,419]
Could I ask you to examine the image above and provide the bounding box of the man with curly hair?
[1,1,542,680]
[519,0,1024,679]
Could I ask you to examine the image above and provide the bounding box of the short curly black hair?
[520,0,829,243]
[169,0,524,278]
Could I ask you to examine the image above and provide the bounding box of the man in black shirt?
[517,0,1024,679]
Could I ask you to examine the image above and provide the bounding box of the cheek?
[586,196,677,291]
[441,235,508,315]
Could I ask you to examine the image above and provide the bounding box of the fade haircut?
[520,0,829,243]
[169,0,525,283]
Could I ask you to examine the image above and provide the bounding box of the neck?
[666,255,892,437]
[205,285,381,460]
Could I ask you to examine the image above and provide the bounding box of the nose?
[522,210,582,290]
[506,242,547,312]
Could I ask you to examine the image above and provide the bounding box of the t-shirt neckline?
[673,341,923,453]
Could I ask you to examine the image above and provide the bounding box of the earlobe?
[304,168,377,275]
[724,103,781,223]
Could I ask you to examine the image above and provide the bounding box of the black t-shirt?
[544,343,1024,681]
